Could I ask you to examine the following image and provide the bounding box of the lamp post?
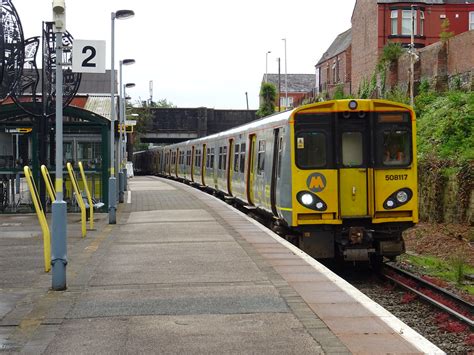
[51,0,67,290]
[118,58,135,203]
[265,51,271,83]
[282,38,288,108]
[109,9,134,224]
[122,82,135,191]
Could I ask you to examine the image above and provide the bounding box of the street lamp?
[122,82,135,188]
[109,9,134,224]
[52,0,67,291]
[282,38,288,107]
[118,58,135,203]
[265,51,271,83]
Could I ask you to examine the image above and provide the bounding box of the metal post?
[118,60,124,203]
[277,57,281,112]
[245,92,249,110]
[282,38,288,107]
[109,12,117,223]
[122,86,127,191]
[265,51,271,83]
[410,5,415,107]
[51,27,67,291]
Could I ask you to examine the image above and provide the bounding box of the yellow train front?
[290,99,418,262]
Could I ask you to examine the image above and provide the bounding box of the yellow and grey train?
[134,99,418,262]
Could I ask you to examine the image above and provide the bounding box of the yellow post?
[41,165,56,202]
[78,161,94,229]
[66,163,87,238]
[23,166,51,273]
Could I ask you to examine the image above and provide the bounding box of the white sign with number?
[72,40,106,73]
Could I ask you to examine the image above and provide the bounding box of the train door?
[247,135,256,205]
[227,139,233,195]
[338,116,369,217]
[270,129,282,216]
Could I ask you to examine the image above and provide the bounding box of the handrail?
[66,163,87,238]
[23,166,51,272]
[40,164,56,202]
[78,161,95,229]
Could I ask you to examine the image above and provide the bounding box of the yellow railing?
[23,166,51,272]
[40,165,56,202]
[78,161,95,229]
[66,163,87,238]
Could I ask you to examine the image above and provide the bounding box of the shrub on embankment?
[415,90,473,224]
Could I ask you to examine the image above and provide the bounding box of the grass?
[399,253,474,295]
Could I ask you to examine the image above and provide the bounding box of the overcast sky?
[12,0,355,109]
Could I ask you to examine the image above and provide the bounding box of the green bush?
[416,91,474,162]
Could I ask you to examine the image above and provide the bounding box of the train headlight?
[301,193,314,206]
[297,191,327,211]
[396,191,408,203]
[383,188,413,210]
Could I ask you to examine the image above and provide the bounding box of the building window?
[287,96,294,107]
[420,11,424,36]
[332,61,336,84]
[402,9,416,35]
[391,10,398,35]
[470,12,474,30]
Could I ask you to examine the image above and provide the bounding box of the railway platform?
[0,176,443,354]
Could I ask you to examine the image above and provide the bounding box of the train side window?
[277,137,283,178]
[381,130,411,166]
[218,147,223,170]
[239,143,246,173]
[234,144,240,172]
[342,132,363,167]
[221,146,227,171]
[206,148,210,168]
[257,140,265,175]
[210,148,215,169]
[295,132,326,169]
[195,149,201,168]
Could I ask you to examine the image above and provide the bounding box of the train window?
[186,150,191,166]
[277,137,283,178]
[239,143,246,173]
[342,132,363,167]
[206,148,210,168]
[296,132,326,169]
[195,149,201,168]
[222,146,227,170]
[381,130,411,166]
[210,148,215,169]
[218,146,227,170]
[234,144,240,172]
[257,140,265,175]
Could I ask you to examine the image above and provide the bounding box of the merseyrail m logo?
[306,173,327,193]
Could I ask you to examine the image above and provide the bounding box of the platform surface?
[0,176,443,354]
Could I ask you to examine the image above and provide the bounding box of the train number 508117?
[385,174,408,181]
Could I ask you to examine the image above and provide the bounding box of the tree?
[256,82,276,118]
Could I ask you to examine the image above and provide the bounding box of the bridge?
[139,107,258,144]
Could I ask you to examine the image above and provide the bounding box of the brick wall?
[351,0,380,94]
[388,30,474,93]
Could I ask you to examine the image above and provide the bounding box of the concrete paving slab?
[117,221,233,243]
[67,285,288,318]
[89,241,265,285]
[127,209,214,224]
[44,314,323,354]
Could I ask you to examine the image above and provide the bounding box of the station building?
[0,71,117,213]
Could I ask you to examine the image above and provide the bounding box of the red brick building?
[315,29,352,97]
[351,0,473,93]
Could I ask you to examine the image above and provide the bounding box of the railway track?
[382,262,474,329]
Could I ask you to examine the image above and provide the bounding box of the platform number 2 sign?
[72,40,106,73]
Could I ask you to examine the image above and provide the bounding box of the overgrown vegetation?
[400,253,474,295]
[415,90,473,162]
[256,82,276,118]
[440,19,455,43]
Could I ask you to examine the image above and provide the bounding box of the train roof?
[163,99,414,148]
